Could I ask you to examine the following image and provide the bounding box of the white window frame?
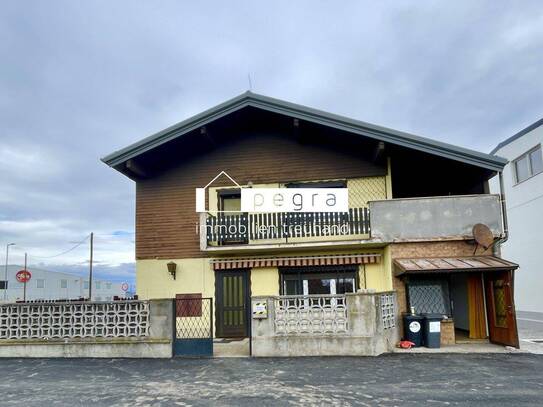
[36,279,45,289]
[60,279,68,289]
[513,144,543,185]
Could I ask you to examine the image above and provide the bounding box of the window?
[285,180,347,189]
[105,296,112,301]
[60,279,68,289]
[280,266,358,296]
[83,281,89,289]
[218,189,241,212]
[95,296,102,301]
[514,145,543,184]
[106,282,112,289]
[0,281,7,290]
[407,277,451,316]
[95,281,101,290]
[36,279,45,289]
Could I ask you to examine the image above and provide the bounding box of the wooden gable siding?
[136,132,385,259]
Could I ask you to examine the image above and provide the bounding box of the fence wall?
[0,299,173,358]
[251,291,399,357]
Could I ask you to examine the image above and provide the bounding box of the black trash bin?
[422,314,443,348]
[403,314,424,346]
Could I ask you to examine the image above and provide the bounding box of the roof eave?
[102,91,508,173]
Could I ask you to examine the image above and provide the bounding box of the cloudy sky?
[1,1,542,285]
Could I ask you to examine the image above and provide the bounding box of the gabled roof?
[490,117,543,155]
[102,91,507,172]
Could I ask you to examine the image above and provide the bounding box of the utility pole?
[23,252,27,302]
[4,243,15,301]
[88,232,93,301]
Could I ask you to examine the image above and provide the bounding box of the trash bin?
[403,314,424,347]
[422,314,443,348]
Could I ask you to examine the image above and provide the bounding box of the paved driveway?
[1,354,542,406]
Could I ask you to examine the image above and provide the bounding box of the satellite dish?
[472,223,494,250]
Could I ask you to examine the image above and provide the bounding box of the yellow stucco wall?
[250,267,279,296]
[136,258,215,300]
[136,246,393,301]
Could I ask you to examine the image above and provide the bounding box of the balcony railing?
[205,207,370,246]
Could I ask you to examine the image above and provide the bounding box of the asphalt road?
[0,354,542,406]
[518,311,543,340]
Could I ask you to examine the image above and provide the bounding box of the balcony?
[200,194,505,252]
[369,194,504,242]
[201,207,370,251]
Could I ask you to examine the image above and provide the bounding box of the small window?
[106,282,112,289]
[218,189,241,212]
[95,281,101,290]
[407,277,451,316]
[0,281,7,290]
[83,281,89,289]
[514,145,543,184]
[36,279,45,289]
[60,279,68,289]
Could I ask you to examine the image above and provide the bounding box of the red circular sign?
[16,270,31,283]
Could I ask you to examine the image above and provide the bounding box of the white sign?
[252,301,268,319]
[409,321,421,333]
[429,321,441,333]
[241,188,349,213]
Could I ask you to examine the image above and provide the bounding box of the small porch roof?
[394,256,518,276]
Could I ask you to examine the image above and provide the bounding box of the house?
[1,265,126,302]
[103,92,519,355]
[489,118,543,313]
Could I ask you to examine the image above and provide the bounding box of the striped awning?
[211,253,380,270]
[394,256,518,276]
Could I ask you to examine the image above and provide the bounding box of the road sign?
[121,282,129,292]
[16,270,31,283]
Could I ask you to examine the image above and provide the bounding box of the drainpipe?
[493,171,509,257]
[498,171,509,244]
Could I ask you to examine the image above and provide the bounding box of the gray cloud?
[1,1,543,283]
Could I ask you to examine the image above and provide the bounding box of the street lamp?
[4,243,15,301]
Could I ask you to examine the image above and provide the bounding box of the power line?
[26,234,91,260]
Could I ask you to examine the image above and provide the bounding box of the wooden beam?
[200,126,216,147]
[373,141,385,162]
[126,159,148,178]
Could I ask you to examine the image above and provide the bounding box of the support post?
[23,252,27,302]
[89,232,93,300]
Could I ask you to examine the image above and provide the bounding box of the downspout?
[498,171,509,244]
[493,171,509,257]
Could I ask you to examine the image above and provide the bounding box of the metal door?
[173,296,213,356]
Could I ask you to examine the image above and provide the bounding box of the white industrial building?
[490,118,543,312]
[1,265,126,302]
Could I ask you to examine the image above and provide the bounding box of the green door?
[216,270,250,338]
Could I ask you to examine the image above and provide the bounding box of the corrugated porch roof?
[394,256,518,276]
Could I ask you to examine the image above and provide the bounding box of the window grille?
[407,278,451,316]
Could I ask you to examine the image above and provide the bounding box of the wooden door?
[216,270,250,338]
[484,271,519,348]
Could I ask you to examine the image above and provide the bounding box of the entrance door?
[484,271,519,348]
[216,270,249,338]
